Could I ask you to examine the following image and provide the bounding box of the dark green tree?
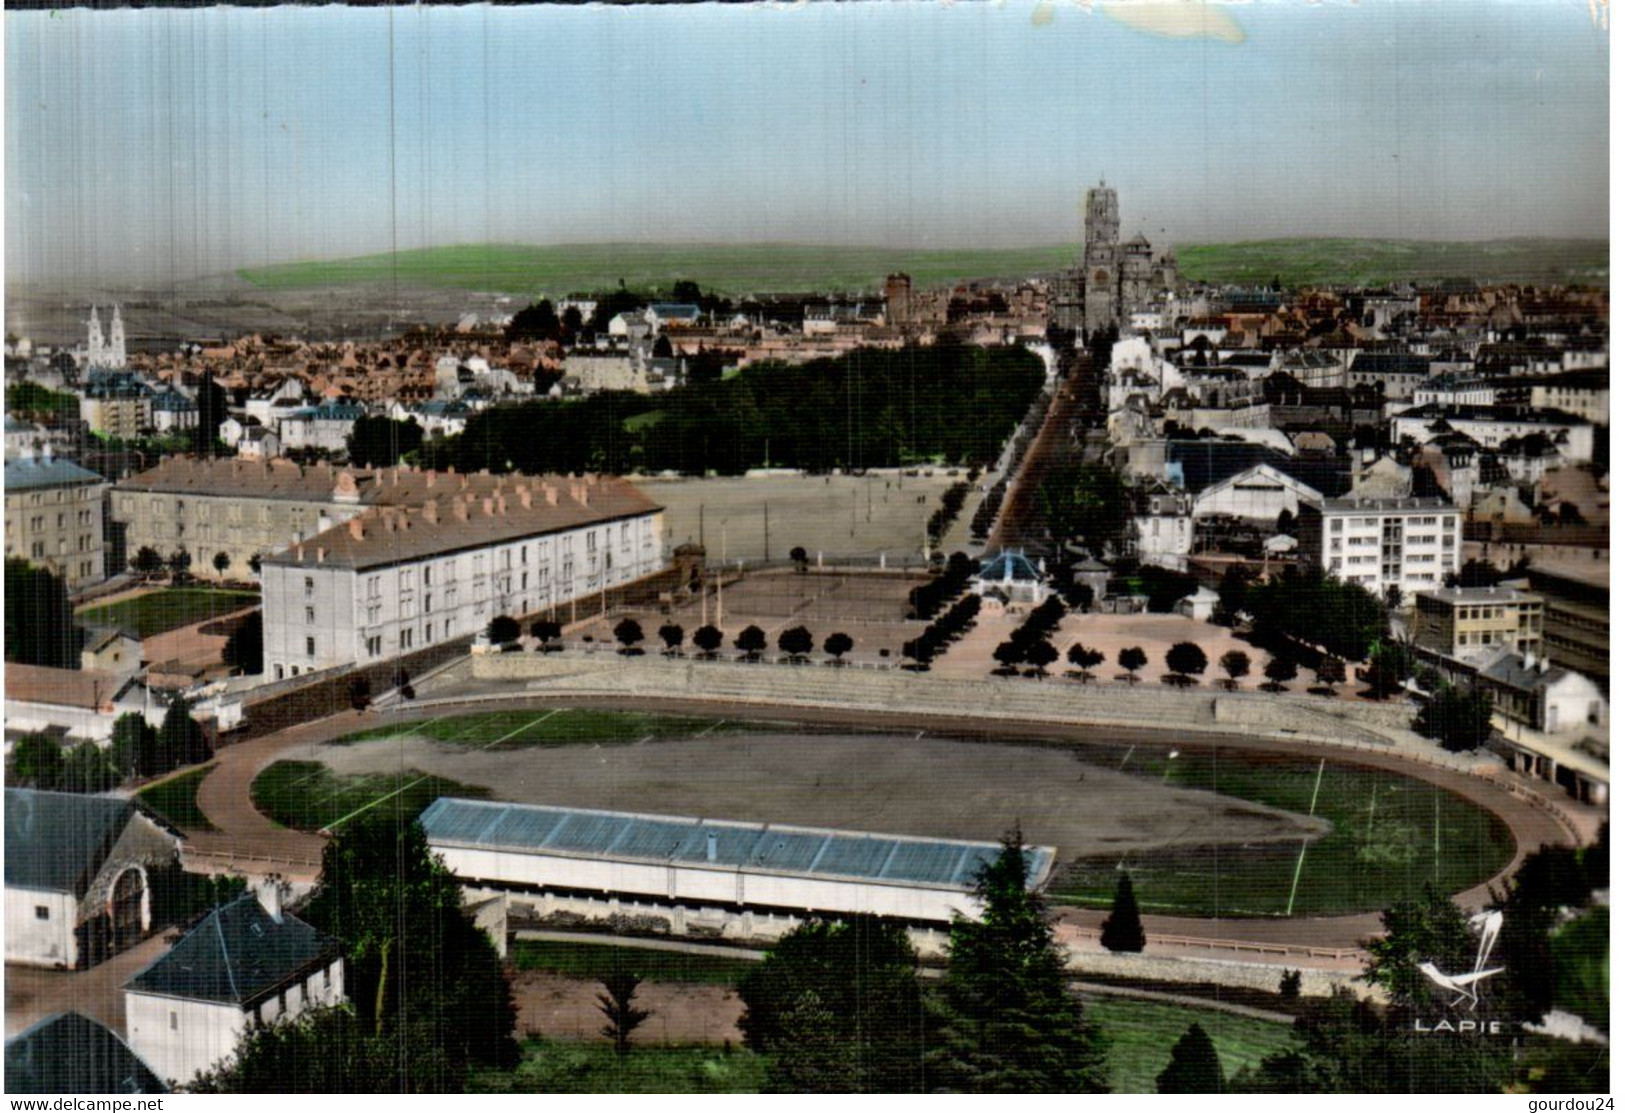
[597,972,651,1056]
[692,624,723,658]
[486,615,520,644]
[1413,685,1492,752]
[58,742,119,793]
[303,815,518,1082]
[612,617,645,654]
[928,827,1110,1093]
[1100,873,1146,953]
[159,700,210,770]
[1156,1023,1225,1093]
[212,551,231,577]
[822,631,853,664]
[4,558,76,669]
[1216,565,1251,624]
[1263,655,1298,691]
[777,625,814,661]
[130,546,164,577]
[1278,970,1303,999]
[1315,656,1348,691]
[657,622,684,654]
[189,1005,454,1093]
[1364,642,1413,698]
[1219,649,1251,690]
[1024,639,1059,676]
[191,374,230,457]
[1067,644,1105,681]
[1037,462,1131,557]
[109,713,161,780]
[1118,646,1147,683]
[529,619,561,647]
[10,734,65,788]
[739,916,926,1093]
[1361,886,1479,1013]
[734,624,768,660]
[223,612,263,675]
[346,415,424,469]
[1164,642,1208,686]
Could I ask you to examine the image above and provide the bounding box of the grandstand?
[421,798,1055,939]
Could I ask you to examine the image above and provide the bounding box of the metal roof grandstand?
[420,798,1054,891]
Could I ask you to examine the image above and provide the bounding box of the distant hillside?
[235,237,1607,299]
[1174,238,1607,289]
[236,243,1077,300]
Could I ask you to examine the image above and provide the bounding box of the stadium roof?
[420,798,1054,891]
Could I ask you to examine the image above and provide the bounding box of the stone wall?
[1061,948,1379,1001]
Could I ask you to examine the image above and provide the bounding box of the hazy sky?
[5,1,1610,287]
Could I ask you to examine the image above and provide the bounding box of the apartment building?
[1412,585,1543,657]
[4,454,108,589]
[259,474,664,678]
[1301,496,1461,600]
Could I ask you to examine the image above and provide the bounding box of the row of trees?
[926,481,972,547]
[9,705,210,792]
[434,344,1045,477]
[489,615,860,665]
[901,594,982,670]
[907,551,975,621]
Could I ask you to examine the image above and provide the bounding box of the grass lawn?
[510,939,755,986]
[250,760,490,833]
[1552,906,1609,1031]
[78,587,259,638]
[1177,237,1607,288]
[471,1039,767,1094]
[1083,996,1296,1094]
[1049,748,1514,918]
[333,708,738,749]
[137,765,216,831]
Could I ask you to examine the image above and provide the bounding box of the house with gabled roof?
[123,887,346,1087]
[4,789,184,969]
[5,1012,167,1095]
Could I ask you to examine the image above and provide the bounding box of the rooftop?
[124,892,343,1006]
[1320,495,1455,513]
[421,798,1054,892]
[1416,586,1535,606]
[4,456,105,491]
[3,789,152,896]
[5,1013,166,1095]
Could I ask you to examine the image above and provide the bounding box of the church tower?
[87,306,106,368]
[108,306,127,368]
[1082,182,1120,333]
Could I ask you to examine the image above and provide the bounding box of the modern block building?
[421,798,1055,942]
[5,454,109,589]
[1412,585,1543,657]
[258,473,663,677]
[1301,496,1461,600]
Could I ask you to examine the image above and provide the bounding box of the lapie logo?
[1413,910,1505,1035]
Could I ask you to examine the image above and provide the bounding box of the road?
[183,686,1581,957]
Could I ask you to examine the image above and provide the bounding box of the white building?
[1391,405,1594,464]
[258,474,665,677]
[5,790,183,970]
[123,888,345,1088]
[1301,496,1462,601]
[277,402,363,454]
[1192,463,1324,525]
[422,798,1056,939]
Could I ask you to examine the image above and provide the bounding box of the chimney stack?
[544,486,558,506]
[255,877,284,924]
[316,547,325,563]
[453,500,469,522]
[517,487,532,509]
[348,518,365,541]
[423,501,439,524]
[706,831,718,863]
[482,497,494,517]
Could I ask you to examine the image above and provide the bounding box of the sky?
[4,1,1611,287]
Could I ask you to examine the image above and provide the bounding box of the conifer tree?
[1156,1023,1225,1093]
[1100,872,1147,953]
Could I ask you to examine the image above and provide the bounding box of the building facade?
[1412,586,1543,657]
[259,474,664,677]
[1301,496,1461,600]
[5,455,109,589]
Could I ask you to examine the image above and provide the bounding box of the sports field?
[77,587,258,639]
[333,708,737,749]
[1050,744,1515,917]
[250,760,491,833]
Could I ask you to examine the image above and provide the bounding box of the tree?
[486,615,520,644]
[992,640,1026,674]
[928,827,1109,1092]
[1263,656,1299,691]
[692,624,723,658]
[596,972,651,1056]
[612,617,645,655]
[1100,873,1146,953]
[777,625,814,661]
[1156,1023,1225,1093]
[348,675,372,713]
[1364,642,1413,698]
[4,559,75,669]
[1037,461,1131,557]
[109,713,161,780]
[529,619,561,648]
[212,551,231,578]
[1279,970,1303,999]
[192,374,230,458]
[58,742,119,794]
[1068,644,1105,681]
[346,415,424,469]
[734,624,767,661]
[657,622,684,655]
[505,298,561,343]
[1361,886,1479,1013]
[1118,646,1147,684]
[1219,650,1251,690]
[159,700,210,770]
[1413,685,1491,753]
[1216,565,1251,624]
[1246,565,1387,663]
[130,546,164,577]
[739,917,926,1093]
[823,631,854,665]
[392,667,415,701]
[1024,639,1059,677]
[10,734,65,789]
[789,546,809,573]
[190,1005,452,1093]
[302,815,518,1083]
[222,612,263,675]
[1315,656,1347,692]
[167,549,192,581]
[1164,642,1208,687]
[902,636,937,670]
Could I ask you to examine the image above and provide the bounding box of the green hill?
[236,237,1606,298]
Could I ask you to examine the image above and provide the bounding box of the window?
[305,637,316,657]
[305,606,316,624]
[34,905,48,920]
[424,624,432,645]
[401,628,413,650]
[169,1012,178,1032]
[304,576,314,597]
